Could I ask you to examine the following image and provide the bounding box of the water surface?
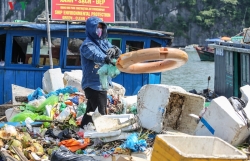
[161,51,215,92]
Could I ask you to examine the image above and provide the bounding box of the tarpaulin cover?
[0,22,173,37]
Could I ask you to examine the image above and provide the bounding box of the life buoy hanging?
[116,47,188,74]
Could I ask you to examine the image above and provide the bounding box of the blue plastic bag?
[121,133,147,152]
[46,86,78,98]
[27,87,45,101]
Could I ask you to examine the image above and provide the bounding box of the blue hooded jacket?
[80,16,114,91]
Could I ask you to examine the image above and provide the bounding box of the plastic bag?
[35,115,52,128]
[97,59,120,90]
[28,96,46,108]
[4,125,17,136]
[121,133,147,152]
[130,105,137,114]
[76,103,86,117]
[46,86,78,98]
[26,95,59,113]
[27,87,46,101]
[51,146,97,161]
[25,117,34,131]
[10,110,38,122]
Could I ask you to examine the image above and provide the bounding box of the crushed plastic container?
[151,135,247,161]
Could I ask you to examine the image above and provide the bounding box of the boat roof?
[205,38,224,42]
[0,22,174,39]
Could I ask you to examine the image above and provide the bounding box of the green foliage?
[24,0,51,22]
[3,0,250,39]
[147,0,155,5]
[221,0,238,5]
[147,0,250,39]
[16,0,32,3]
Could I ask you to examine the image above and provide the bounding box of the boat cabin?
[0,22,174,104]
[209,41,250,98]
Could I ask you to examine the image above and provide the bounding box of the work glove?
[104,56,115,66]
[106,46,121,59]
[106,48,116,59]
[113,46,121,59]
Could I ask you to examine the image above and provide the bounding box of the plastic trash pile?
[0,83,149,161]
[2,68,250,161]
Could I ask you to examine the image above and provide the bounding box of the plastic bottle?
[56,107,71,122]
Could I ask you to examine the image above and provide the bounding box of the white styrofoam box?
[5,108,21,121]
[84,129,121,138]
[240,85,250,119]
[63,70,83,92]
[240,85,250,105]
[104,114,139,131]
[42,68,64,93]
[137,84,205,134]
[195,96,250,146]
[12,84,35,105]
[100,132,131,142]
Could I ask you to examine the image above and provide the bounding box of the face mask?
[96,28,102,38]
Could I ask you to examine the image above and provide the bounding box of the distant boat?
[195,46,214,61]
[184,44,198,52]
[195,38,224,61]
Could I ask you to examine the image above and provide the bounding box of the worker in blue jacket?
[79,16,121,127]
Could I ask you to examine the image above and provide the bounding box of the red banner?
[51,0,115,22]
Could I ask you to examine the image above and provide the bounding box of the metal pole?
[45,0,53,69]
[67,21,69,37]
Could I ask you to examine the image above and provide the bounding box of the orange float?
[116,47,188,73]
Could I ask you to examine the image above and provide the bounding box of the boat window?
[150,40,162,48]
[126,41,144,52]
[66,38,84,66]
[37,37,61,66]
[11,36,34,64]
[241,54,250,85]
[0,34,6,66]
[109,39,122,49]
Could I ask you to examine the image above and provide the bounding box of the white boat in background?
[184,44,198,52]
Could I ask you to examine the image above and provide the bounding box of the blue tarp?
[0,22,173,37]
[205,38,224,42]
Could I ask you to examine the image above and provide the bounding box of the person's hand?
[106,46,121,59]
[106,48,116,59]
[113,46,121,59]
[104,56,115,65]
[105,55,111,64]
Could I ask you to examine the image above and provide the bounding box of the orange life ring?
[116,47,188,73]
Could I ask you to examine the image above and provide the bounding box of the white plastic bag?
[4,125,17,136]
[25,117,34,132]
